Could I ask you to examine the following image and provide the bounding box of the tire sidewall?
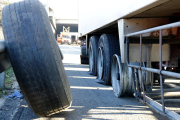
[98,34,111,84]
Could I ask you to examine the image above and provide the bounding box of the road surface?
[0,45,169,120]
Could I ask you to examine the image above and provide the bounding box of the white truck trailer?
[79,0,180,119]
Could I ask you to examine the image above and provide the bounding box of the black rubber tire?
[58,46,64,60]
[80,46,89,64]
[88,36,99,76]
[80,57,89,64]
[96,34,120,85]
[2,0,72,117]
[81,46,86,56]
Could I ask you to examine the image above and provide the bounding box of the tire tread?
[97,34,120,85]
[2,0,72,117]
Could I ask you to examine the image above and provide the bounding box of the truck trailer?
[78,0,180,119]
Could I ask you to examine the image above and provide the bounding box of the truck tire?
[96,34,120,85]
[81,46,86,56]
[59,46,64,60]
[111,55,134,97]
[88,36,99,76]
[80,46,89,64]
[2,0,72,117]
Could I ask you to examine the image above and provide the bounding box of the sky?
[9,0,78,19]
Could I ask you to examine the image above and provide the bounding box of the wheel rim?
[111,55,121,97]
[98,47,103,79]
[89,44,93,72]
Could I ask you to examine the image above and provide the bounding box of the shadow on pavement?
[1,62,169,120]
[29,63,169,120]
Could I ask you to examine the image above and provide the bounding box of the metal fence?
[126,21,180,119]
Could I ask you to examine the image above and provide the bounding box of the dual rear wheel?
[96,34,120,85]
[88,36,99,75]
[89,34,146,97]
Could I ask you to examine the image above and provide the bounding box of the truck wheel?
[59,46,64,60]
[80,46,89,64]
[81,46,86,56]
[2,0,72,117]
[96,34,120,85]
[111,55,134,97]
[88,36,99,76]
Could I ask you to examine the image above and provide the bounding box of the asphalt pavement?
[0,44,169,120]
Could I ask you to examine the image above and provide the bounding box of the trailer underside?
[79,0,180,119]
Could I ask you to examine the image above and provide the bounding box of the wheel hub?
[111,55,121,97]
